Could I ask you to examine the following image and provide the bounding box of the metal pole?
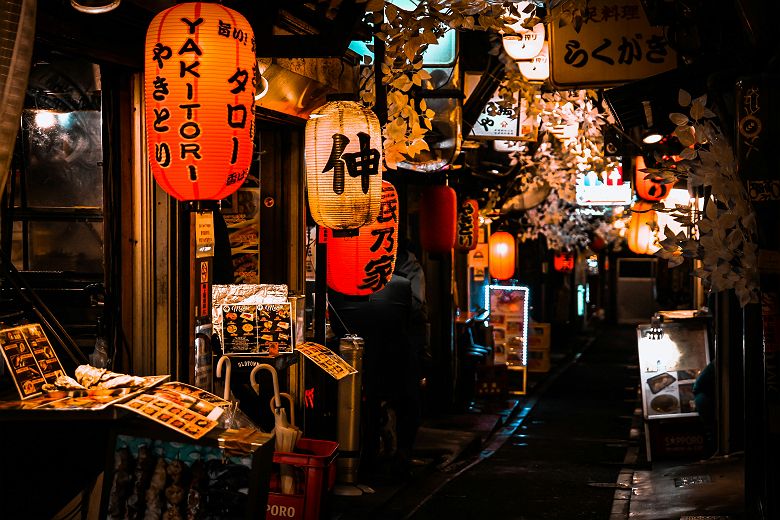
[337,335,364,485]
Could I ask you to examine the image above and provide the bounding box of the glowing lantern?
[634,155,671,202]
[420,185,456,253]
[627,201,660,255]
[489,231,516,280]
[502,2,545,60]
[553,251,575,273]
[306,100,382,230]
[327,181,398,296]
[145,3,256,201]
[517,41,550,83]
[589,233,606,252]
[455,199,479,252]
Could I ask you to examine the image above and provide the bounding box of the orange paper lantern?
[455,199,479,252]
[489,231,516,280]
[145,2,256,201]
[553,251,575,273]
[634,155,671,202]
[327,181,399,296]
[627,201,660,255]
[420,185,457,254]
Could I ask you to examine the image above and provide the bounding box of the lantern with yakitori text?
[455,199,479,252]
[627,201,660,255]
[634,155,671,202]
[489,231,516,280]
[145,2,256,201]
[306,100,382,229]
[420,185,457,254]
[327,181,399,296]
[553,251,575,273]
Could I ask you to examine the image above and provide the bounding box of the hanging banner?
[549,0,677,88]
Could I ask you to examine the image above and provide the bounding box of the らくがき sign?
[145,2,256,201]
[549,0,677,88]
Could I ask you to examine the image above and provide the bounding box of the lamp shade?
[489,231,516,280]
[327,181,398,296]
[145,2,256,201]
[517,41,550,83]
[455,199,479,252]
[634,155,671,202]
[553,251,575,273]
[420,185,457,254]
[627,201,660,255]
[306,100,382,229]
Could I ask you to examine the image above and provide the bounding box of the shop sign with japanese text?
[549,0,677,88]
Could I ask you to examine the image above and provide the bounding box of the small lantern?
[420,185,457,254]
[589,233,606,252]
[327,181,399,296]
[306,100,382,230]
[634,155,671,202]
[517,41,550,83]
[455,199,479,252]
[145,2,256,201]
[553,251,575,273]
[502,2,545,60]
[627,201,660,255]
[489,231,516,280]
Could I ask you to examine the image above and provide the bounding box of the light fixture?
[640,100,664,144]
[502,1,545,60]
[70,0,120,14]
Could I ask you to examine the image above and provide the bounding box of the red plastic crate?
[265,438,338,520]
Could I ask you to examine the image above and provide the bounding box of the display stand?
[636,319,710,460]
[485,284,530,395]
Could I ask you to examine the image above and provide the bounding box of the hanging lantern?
[553,251,575,273]
[327,181,398,296]
[517,41,550,83]
[589,233,607,252]
[634,155,671,202]
[627,201,660,255]
[455,199,479,252]
[489,231,516,280]
[420,185,456,254]
[145,2,256,201]
[502,2,545,60]
[306,100,382,230]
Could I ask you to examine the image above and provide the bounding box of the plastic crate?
[266,438,338,520]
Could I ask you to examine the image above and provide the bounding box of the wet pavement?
[328,322,745,519]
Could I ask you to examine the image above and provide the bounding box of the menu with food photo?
[256,302,293,354]
[221,304,258,353]
[0,324,66,399]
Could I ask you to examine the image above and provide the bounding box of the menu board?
[0,324,65,399]
[296,342,357,380]
[486,285,530,367]
[637,322,709,419]
[221,302,293,355]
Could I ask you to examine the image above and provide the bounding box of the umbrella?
[216,355,233,401]
[250,363,302,494]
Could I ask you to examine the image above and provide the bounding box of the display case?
[636,319,710,460]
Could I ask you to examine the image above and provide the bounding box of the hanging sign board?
[549,0,677,88]
[195,211,215,258]
[575,169,632,206]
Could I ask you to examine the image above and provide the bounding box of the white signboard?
[575,169,632,206]
[549,0,677,88]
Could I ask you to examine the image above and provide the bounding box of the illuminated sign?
[575,169,632,206]
[549,0,677,88]
[484,284,530,367]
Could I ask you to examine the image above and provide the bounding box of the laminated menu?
[0,324,65,399]
[117,382,230,439]
[221,302,293,355]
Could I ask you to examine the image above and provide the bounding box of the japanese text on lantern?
[322,132,380,195]
[145,4,255,201]
[457,201,477,250]
[358,184,397,291]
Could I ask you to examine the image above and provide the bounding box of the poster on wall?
[485,285,530,368]
[222,183,260,284]
[636,321,709,419]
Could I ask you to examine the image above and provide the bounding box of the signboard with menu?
[0,324,65,399]
[221,302,293,355]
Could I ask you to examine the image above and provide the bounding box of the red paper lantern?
[489,231,515,280]
[327,181,399,296]
[145,3,256,201]
[553,251,575,273]
[455,199,479,252]
[634,155,671,202]
[590,233,606,252]
[420,185,456,254]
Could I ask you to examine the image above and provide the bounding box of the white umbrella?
[216,355,233,401]
[250,364,301,494]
